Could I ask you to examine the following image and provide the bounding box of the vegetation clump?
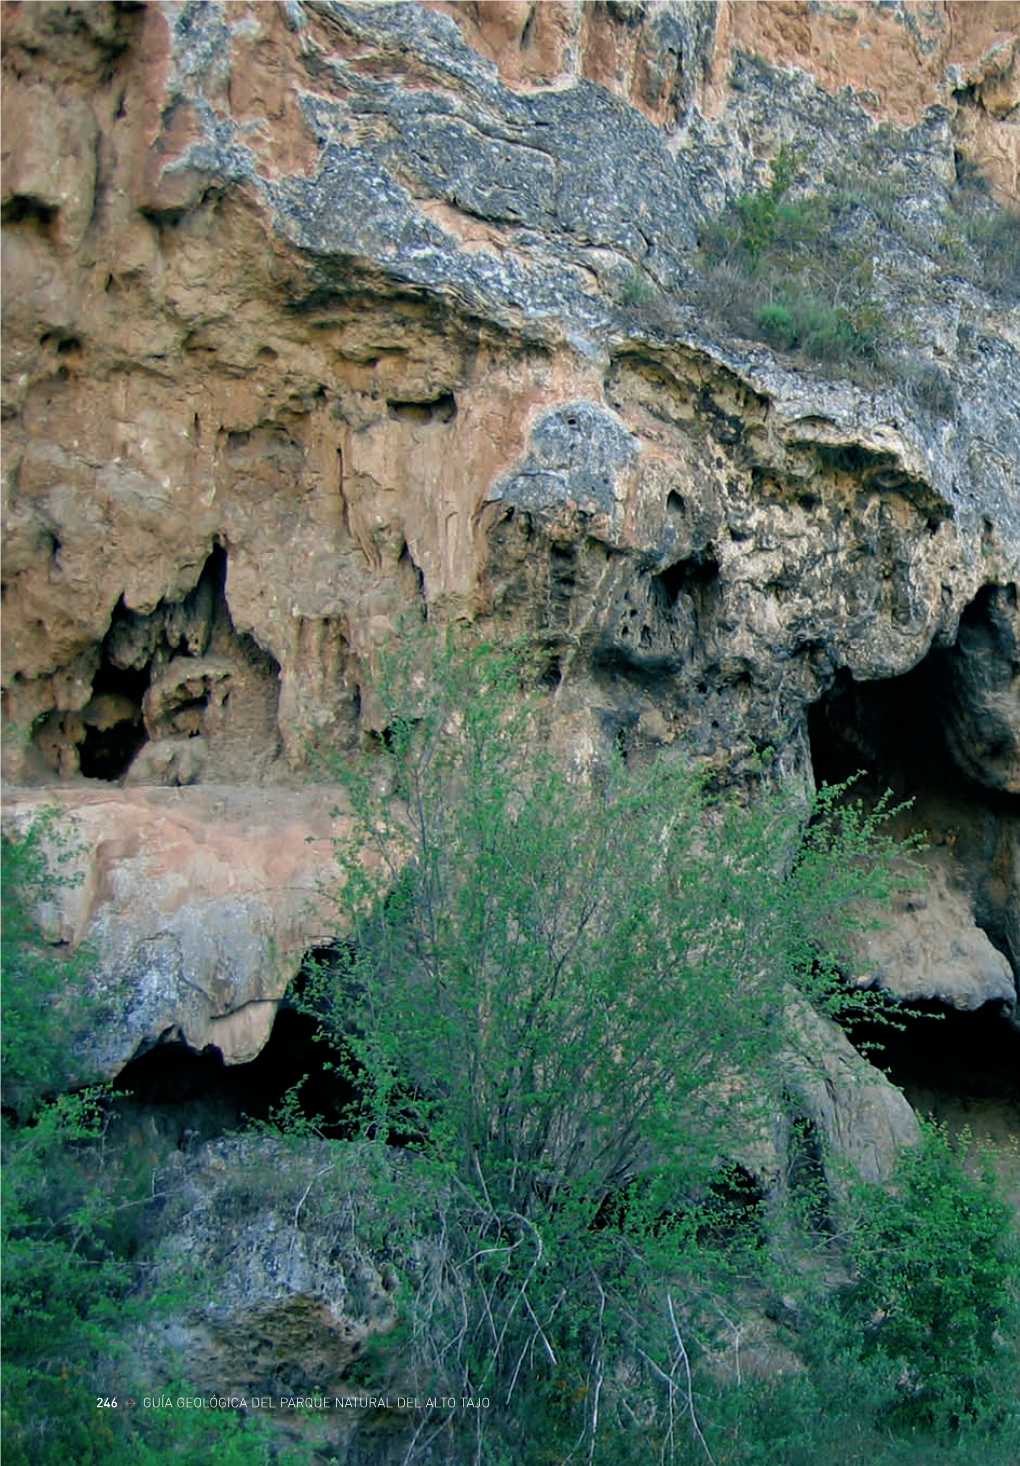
[694,139,1020,393]
[293,630,1020,1463]
[0,822,317,1466]
[697,144,886,371]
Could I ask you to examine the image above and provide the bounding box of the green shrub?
[1,813,92,1116]
[696,145,888,372]
[0,823,316,1466]
[757,300,798,348]
[673,1129,1020,1465]
[299,628,926,1461]
[695,137,1017,386]
[617,265,659,309]
[834,1125,1020,1432]
[964,207,1020,300]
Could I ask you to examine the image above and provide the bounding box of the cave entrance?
[111,1003,357,1148]
[807,655,952,796]
[808,581,1019,805]
[77,659,150,779]
[806,588,1019,979]
[851,1000,1020,1112]
[34,543,282,784]
[807,589,1019,1190]
[850,1000,1020,1202]
[35,547,229,782]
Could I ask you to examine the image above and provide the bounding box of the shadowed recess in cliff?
[848,1000,1020,1205]
[808,591,1019,1020]
[851,1000,1020,1114]
[809,582,1019,800]
[111,1002,358,1146]
[32,544,283,784]
[593,547,722,683]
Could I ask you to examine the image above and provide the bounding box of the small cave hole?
[653,551,719,612]
[39,331,82,355]
[397,540,427,611]
[665,490,685,518]
[540,658,562,690]
[2,194,58,231]
[387,392,456,425]
[76,656,150,780]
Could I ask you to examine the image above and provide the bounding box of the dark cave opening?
[652,549,720,613]
[806,588,1019,975]
[807,656,952,795]
[808,581,1019,803]
[34,543,282,784]
[76,656,151,779]
[806,589,1019,1156]
[112,1003,357,1147]
[75,546,229,780]
[849,1000,1020,1148]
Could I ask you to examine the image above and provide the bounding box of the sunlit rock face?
[2,2,1018,1102]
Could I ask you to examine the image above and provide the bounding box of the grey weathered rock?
[786,1004,921,1187]
[144,1138,404,1397]
[851,856,1016,1012]
[941,583,1020,795]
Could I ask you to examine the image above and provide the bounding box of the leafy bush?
[0,821,316,1466]
[678,1130,1020,1466]
[834,1125,1020,1432]
[298,629,926,1460]
[617,265,660,309]
[309,632,917,1209]
[1,812,92,1116]
[755,293,881,363]
[696,146,887,372]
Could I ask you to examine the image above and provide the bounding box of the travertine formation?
[2,2,1018,1074]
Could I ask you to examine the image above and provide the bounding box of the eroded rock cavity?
[808,581,1019,1008]
[30,544,282,785]
[112,999,355,1146]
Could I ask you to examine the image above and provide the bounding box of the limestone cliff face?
[2,1,1018,1066]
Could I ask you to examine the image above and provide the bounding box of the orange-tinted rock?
[4,784,352,1071]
